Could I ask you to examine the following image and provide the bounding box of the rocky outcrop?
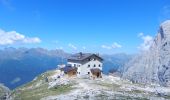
[123,20,170,87]
[0,84,11,100]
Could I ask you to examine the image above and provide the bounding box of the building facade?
[67,52,103,78]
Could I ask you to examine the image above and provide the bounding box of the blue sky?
[0,0,170,54]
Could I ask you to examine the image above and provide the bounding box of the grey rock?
[0,84,12,100]
[123,20,170,86]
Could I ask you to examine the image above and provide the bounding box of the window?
[99,64,101,67]
[79,72,80,74]
[88,72,90,74]
[74,64,76,67]
[94,58,96,61]
[94,64,96,67]
[88,65,90,68]
[78,65,80,67]
[88,58,91,61]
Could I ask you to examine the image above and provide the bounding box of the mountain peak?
[161,20,170,26]
[160,20,170,37]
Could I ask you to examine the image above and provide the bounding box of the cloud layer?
[10,77,21,84]
[101,42,122,50]
[68,43,77,50]
[0,29,41,45]
[138,33,153,51]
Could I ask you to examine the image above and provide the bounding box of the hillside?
[11,69,170,100]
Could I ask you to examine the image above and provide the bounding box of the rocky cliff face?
[123,20,170,87]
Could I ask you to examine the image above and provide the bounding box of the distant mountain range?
[0,47,132,89]
[102,53,132,74]
[0,47,69,89]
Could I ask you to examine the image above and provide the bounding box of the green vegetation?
[164,95,170,99]
[12,70,74,100]
[13,70,56,91]
[131,89,144,94]
[95,93,110,100]
[94,93,149,100]
[13,83,73,100]
[96,82,121,90]
[50,84,73,93]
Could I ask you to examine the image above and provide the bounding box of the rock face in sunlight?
[123,20,170,86]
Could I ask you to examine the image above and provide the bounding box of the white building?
[67,52,103,78]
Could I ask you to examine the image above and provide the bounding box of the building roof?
[67,52,103,61]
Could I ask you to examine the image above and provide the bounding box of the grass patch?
[132,90,144,94]
[124,90,145,95]
[95,93,109,100]
[96,82,121,90]
[113,94,149,100]
[12,70,74,100]
[14,70,56,91]
[94,93,149,100]
[13,83,73,100]
[50,84,73,93]
[164,95,170,99]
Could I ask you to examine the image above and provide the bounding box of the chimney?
[80,52,83,56]
[79,52,83,57]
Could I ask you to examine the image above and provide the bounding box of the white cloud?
[138,32,144,37]
[82,46,86,50]
[101,45,112,50]
[11,77,21,84]
[56,46,63,50]
[112,42,122,48]
[0,29,41,45]
[68,43,77,50]
[23,37,41,43]
[138,33,153,51]
[101,42,122,50]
